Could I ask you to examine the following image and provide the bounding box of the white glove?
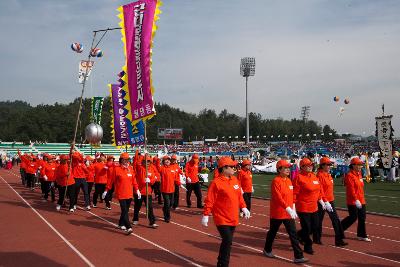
[319,199,326,210]
[180,184,187,191]
[355,200,362,209]
[325,202,333,212]
[242,208,251,219]
[136,190,141,199]
[51,182,55,188]
[252,186,254,193]
[102,191,108,199]
[187,177,192,183]
[293,203,296,213]
[43,175,48,181]
[145,178,151,183]
[286,207,298,219]
[241,188,244,194]
[201,215,209,227]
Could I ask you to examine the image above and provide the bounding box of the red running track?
[1,168,399,267]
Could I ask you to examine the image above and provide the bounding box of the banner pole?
[145,121,149,220]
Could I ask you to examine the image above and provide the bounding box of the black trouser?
[119,199,132,229]
[74,178,89,207]
[173,185,179,209]
[20,169,26,185]
[313,201,344,243]
[242,192,252,211]
[341,204,367,238]
[264,219,303,259]
[58,185,76,209]
[162,193,174,221]
[133,194,156,225]
[297,211,319,251]
[216,225,236,267]
[40,179,46,195]
[87,182,94,205]
[93,183,106,206]
[105,187,114,208]
[186,182,202,207]
[43,181,55,201]
[25,173,35,189]
[152,181,162,204]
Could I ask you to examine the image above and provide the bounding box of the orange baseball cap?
[217,156,237,168]
[162,155,171,161]
[171,154,177,160]
[60,155,70,160]
[192,154,199,159]
[120,152,130,160]
[350,157,364,165]
[241,159,251,166]
[72,152,82,159]
[276,160,291,169]
[320,157,333,165]
[300,158,313,167]
[107,155,115,160]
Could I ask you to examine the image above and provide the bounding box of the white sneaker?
[358,237,371,242]
[119,225,127,230]
[263,250,275,258]
[86,206,91,210]
[106,206,111,210]
[92,204,97,208]
[69,208,75,212]
[56,205,61,211]
[126,228,133,235]
[73,205,77,210]
[133,221,139,225]
[150,223,158,229]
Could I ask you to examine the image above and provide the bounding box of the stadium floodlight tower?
[240,57,256,144]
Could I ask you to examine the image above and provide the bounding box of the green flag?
[91,97,104,124]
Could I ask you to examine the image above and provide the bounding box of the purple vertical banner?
[110,84,130,146]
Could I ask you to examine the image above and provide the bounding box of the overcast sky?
[1,0,399,136]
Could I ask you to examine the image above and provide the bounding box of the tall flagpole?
[144,121,149,219]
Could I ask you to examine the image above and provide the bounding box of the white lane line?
[81,207,203,267]
[0,175,95,267]
[328,245,400,265]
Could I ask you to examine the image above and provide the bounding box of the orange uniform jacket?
[86,163,95,183]
[344,170,366,205]
[159,165,181,193]
[37,159,46,178]
[135,165,157,195]
[71,161,89,179]
[20,156,27,170]
[106,165,138,200]
[93,162,108,184]
[204,175,246,226]
[185,160,199,183]
[270,175,294,219]
[55,163,75,186]
[22,157,39,175]
[317,170,334,202]
[293,171,326,213]
[213,169,220,179]
[237,169,253,193]
[42,162,58,182]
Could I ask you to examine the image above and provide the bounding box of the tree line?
[0,99,337,144]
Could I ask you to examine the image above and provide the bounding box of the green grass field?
[206,173,400,216]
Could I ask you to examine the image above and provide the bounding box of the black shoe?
[297,234,304,245]
[164,219,170,223]
[314,240,323,245]
[187,205,191,208]
[304,248,314,255]
[197,205,204,209]
[294,258,309,264]
[335,240,348,247]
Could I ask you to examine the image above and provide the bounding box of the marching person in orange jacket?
[85,156,95,207]
[71,152,90,210]
[171,154,183,210]
[185,154,203,208]
[341,157,371,242]
[237,159,254,213]
[313,157,347,246]
[93,154,109,208]
[293,157,326,255]
[55,155,76,212]
[103,155,118,210]
[19,152,27,186]
[132,155,158,228]
[263,160,308,264]
[202,157,250,267]
[152,155,163,204]
[38,154,49,197]
[19,151,39,191]
[103,153,139,234]
[159,155,181,222]
[41,155,58,202]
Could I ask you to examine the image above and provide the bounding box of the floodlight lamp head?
[240,57,255,77]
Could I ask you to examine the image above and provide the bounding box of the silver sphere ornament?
[85,123,103,144]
